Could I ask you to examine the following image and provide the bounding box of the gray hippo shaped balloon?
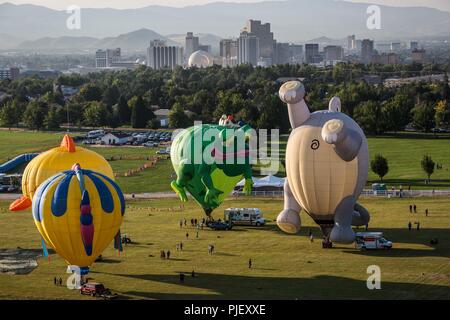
[277,81,370,244]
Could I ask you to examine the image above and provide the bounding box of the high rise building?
[391,42,401,52]
[410,41,419,50]
[237,32,260,66]
[147,40,183,70]
[198,44,211,53]
[275,42,291,65]
[347,35,356,50]
[376,43,391,53]
[289,44,303,64]
[373,52,398,65]
[0,67,20,80]
[95,48,121,68]
[305,44,320,64]
[361,39,374,64]
[412,49,426,64]
[185,32,199,61]
[324,45,344,62]
[220,39,238,67]
[241,19,274,65]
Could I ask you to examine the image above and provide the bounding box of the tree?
[168,102,189,128]
[148,118,161,129]
[0,100,22,129]
[434,100,450,128]
[411,102,435,132]
[78,83,103,102]
[421,155,435,182]
[354,101,386,135]
[370,154,389,181]
[44,106,61,130]
[116,95,131,125]
[102,85,120,107]
[83,101,109,128]
[23,100,47,130]
[131,96,148,128]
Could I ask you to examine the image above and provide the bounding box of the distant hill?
[16,29,177,52]
[1,1,450,43]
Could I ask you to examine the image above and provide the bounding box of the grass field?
[0,196,449,300]
[1,130,450,193]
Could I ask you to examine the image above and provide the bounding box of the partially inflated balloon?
[170,124,254,216]
[10,135,113,211]
[32,165,125,271]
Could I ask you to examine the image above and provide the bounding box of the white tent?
[236,175,285,188]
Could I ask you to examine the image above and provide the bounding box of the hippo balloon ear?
[329,96,341,112]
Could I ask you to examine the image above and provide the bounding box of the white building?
[95,48,121,68]
[101,133,130,145]
[237,32,260,66]
[185,32,200,62]
[147,40,183,70]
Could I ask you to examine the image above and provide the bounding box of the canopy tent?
[236,175,285,189]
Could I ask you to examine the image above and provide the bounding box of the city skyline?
[1,0,449,12]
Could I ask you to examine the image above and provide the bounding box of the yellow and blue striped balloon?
[32,165,125,272]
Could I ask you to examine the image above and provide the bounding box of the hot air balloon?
[277,81,370,244]
[170,123,254,216]
[32,164,125,275]
[10,135,113,212]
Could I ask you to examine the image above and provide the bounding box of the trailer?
[224,208,266,227]
[355,232,392,250]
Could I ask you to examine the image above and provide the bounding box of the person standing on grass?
[413,204,417,213]
[180,242,183,251]
[179,220,183,228]
[425,209,429,217]
[196,231,199,238]
[59,278,62,286]
[184,219,187,226]
[248,259,252,269]
[186,232,189,239]
[167,250,171,259]
[310,233,314,243]
[179,273,185,283]
[54,277,57,285]
[408,222,412,231]
[417,222,420,231]
[409,205,412,213]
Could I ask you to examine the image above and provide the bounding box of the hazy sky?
[1,0,449,11]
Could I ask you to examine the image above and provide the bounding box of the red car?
[80,283,106,297]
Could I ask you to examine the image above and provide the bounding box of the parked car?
[80,282,107,297]
[355,232,392,250]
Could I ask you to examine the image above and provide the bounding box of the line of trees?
[0,63,448,132]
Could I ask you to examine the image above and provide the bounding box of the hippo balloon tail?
[60,135,76,152]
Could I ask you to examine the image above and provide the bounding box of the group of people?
[160,250,171,259]
[408,221,421,231]
[53,277,63,286]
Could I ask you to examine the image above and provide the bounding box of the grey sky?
[1,0,449,11]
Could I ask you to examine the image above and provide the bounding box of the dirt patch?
[0,248,42,275]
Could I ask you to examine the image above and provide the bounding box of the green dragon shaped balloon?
[170,123,254,216]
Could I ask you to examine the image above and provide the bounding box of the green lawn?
[1,130,450,193]
[0,196,449,299]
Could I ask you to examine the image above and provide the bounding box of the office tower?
[185,32,199,60]
[289,44,303,64]
[377,52,398,65]
[241,19,274,65]
[305,44,320,64]
[412,49,426,64]
[361,39,374,64]
[147,40,183,70]
[198,44,211,53]
[391,42,401,52]
[410,41,419,50]
[347,35,356,50]
[0,67,20,80]
[275,42,290,65]
[220,39,238,67]
[95,48,121,68]
[237,32,260,66]
[376,43,391,53]
[324,45,344,62]
[355,39,363,52]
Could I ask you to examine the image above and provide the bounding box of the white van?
[224,208,265,226]
[355,232,392,250]
[87,130,105,139]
